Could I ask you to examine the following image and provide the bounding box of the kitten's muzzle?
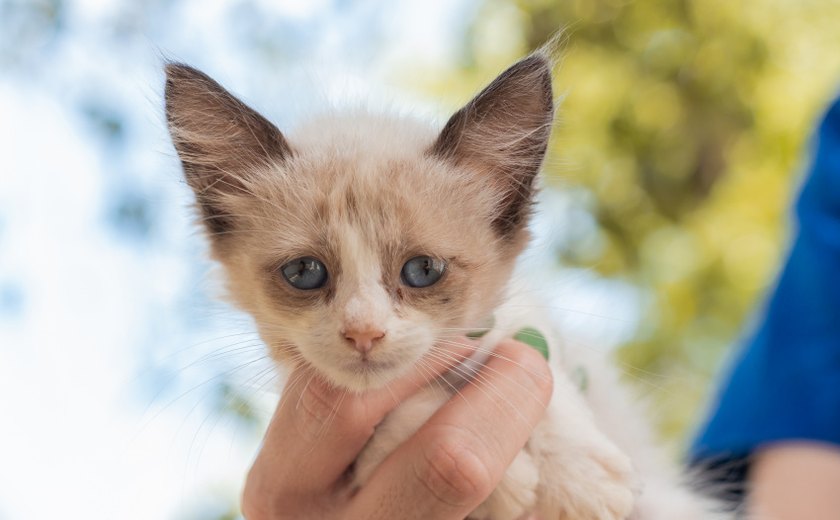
[341,327,386,355]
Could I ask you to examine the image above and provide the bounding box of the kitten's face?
[165,56,553,391]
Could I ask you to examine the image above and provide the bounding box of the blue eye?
[281,257,328,290]
[401,256,446,288]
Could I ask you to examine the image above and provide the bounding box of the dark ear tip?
[514,53,554,85]
[165,62,195,77]
[164,62,186,81]
[522,52,552,71]
[494,53,553,105]
[164,62,191,97]
[164,62,215,90]
[164,63,224,108]
[510,53,554,111]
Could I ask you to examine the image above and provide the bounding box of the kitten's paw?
[469,449,539,520]
[558,438,638,520]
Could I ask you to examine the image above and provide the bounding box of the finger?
[349,339,553,519]
[243,339,477,504]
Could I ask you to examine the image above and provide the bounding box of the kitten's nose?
[342,327,386,354]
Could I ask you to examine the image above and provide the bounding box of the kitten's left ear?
[430,53,554,238]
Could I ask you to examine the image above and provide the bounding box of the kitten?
[165,51,730,519]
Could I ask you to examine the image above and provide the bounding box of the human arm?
[691,95,840,510]
[748,441,840,520]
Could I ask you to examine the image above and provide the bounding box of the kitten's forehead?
[335,222,380,282]
[263,112,497,250]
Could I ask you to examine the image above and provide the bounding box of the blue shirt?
[691,96,840,468]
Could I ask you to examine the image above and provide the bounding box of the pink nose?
[342,327,386,354]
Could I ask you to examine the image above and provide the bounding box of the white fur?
[352,283,732,520]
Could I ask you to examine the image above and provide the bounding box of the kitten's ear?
[430,54,554,237]
[164,63,292,235]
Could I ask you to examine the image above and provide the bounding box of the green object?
[513,327,549,360]
[466,328,489,339]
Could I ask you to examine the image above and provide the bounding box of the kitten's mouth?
[335,356,412,389]
[343,358,399,372]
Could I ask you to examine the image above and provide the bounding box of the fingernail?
[466,314,495,339]
[513,326,549,360]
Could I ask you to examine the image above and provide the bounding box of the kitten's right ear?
[165,63,292,235]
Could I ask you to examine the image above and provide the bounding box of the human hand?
[241,338,553,519]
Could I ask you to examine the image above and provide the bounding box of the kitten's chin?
[318,359,414,393]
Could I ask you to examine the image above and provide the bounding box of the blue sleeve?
[691,96,840,463]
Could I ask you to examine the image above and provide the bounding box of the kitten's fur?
[165,52,729,519]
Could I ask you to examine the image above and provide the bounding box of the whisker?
[433,339,551,383]
[424,351,533,429]
[132,356,270,444]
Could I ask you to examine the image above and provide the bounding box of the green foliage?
[405,0,840,443]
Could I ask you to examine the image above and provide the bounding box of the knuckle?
[416,436,495,507]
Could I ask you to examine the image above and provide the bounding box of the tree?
[412,0,840,441]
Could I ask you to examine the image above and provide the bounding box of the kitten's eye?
[401,256,446,288]
[281,257,328,290]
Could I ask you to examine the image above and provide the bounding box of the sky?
[0,1,640,518]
